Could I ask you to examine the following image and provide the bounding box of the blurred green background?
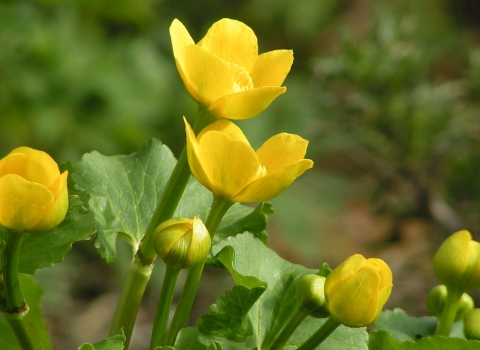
[2,0,480,348]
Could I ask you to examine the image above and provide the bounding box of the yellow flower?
[0,147,69,233]
[433,230,480,291]
[153,217,211,269]
[325,254,393,327]
[185,118,313,203]
[170,18,293,120]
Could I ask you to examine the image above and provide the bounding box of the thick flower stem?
[266,309,307,350]
[150,265,181,350]
[296,317,341,350]
[435,287,463,336]
[3,231,44,350]
[109,107,215,348]
[164,196,233,346]
[109,258,154,349]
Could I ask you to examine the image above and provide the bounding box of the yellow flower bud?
[464,309,480,340]
[426,285,474,321]
[170,18,293,120]
[153,217,211,269]
[296,274,329,317]
[324,254,393,327]
[433,230,480,291]
[0,147,69,233]
[184,118,313,203]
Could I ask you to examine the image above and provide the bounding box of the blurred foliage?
[310,3,480,238]
[1,0,480,246]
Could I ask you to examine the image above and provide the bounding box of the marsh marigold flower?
[170,18,293,120]
[185,118,313,203]
[325,254,393,327]
[153,217,211,269]
[433,230,480,291]
[0,147,68,233]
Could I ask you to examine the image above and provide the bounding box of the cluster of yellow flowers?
[0,18,395,335]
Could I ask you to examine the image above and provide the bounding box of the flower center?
[226,62,254,93]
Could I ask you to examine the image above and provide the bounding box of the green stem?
[4,310,44,350]
[3,231,44,350]
[149,265,181,350]
[109,258,154,349]
[109,107,215,348]
[4,232,25,312]
[139,107,215,263]
[164,196,234,346]
[296,317,341,350]
[435,287,463,336]
[267,309,307,350]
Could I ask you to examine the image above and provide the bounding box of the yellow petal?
[375,284,393,320]
[325,254,366,294]
[366,258,393,290]
[30,171,69,232]
[256,133,309,173]
[198,18,258,73]
[232,159,313,202]
[180,45,235,106]
[0,174,54,232]
[8,147,60,189]
[198,119,250,145]
[250,50,294,87]
[197,130,262,200]
[0,153,27,177]
[170,19,195,61]
[209,86,286,120]
[184,118,213,192]
[328,267,380,327]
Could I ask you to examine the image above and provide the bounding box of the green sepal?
[318,263,332,277]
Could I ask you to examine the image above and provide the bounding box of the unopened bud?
[296,274,328,317]
[426,285,474,321]
[464,309,480,340]
[153,217,211,269]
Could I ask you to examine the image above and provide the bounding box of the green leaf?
[215,202,273,244]
[197,285,266,348]
[374,308,437,341]
[374,308,465,341]
[78,329,125,350]
[0,274,52,350]
[284,317,368,350]
[0,195,96,275]
[214,233,368,350]
[368,330,480,350]
[73,139,177,262]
